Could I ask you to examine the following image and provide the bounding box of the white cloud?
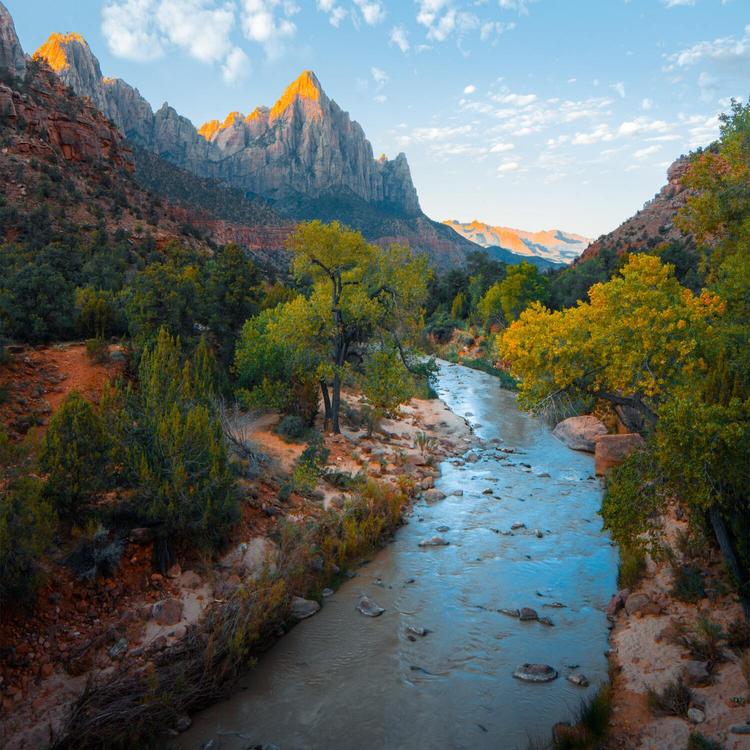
[662,0,696,7]
[371,66,388,89]
[463,84,477,94]
[354,0,385,25]
[239,0,298,60]
[611,81,626,99]
[498,0,538,12]
[102,0,165,62]
[634,144,661,159]
[490,142,514,152]
[156,0,234,63]
[667,24,750,68]
[102,0,250,80]
[641,97,654,110]
[389,25,410,52]
[316,0,347,27]
[497,160,521,172]
[410,124,473,142]
[221,45,250,83]
[373,93,387,103]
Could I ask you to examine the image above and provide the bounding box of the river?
[176,362,618,750]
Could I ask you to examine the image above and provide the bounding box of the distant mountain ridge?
[443,219,591,266]
[28,28,480,267]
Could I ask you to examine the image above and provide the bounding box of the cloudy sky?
[7,0,750,237]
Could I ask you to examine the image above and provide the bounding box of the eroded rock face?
[595,433,646,476]
[552,416,608,453]
[0,2,25,81]
[31,39,422,218]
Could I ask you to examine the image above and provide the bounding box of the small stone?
[175,715,192,732]
[511,522,526,530]
[730,724,750,734]
[499,608,520,618]
[519,607,539,621]
[418,536,450,547]
[357,596,385,617]
[567,673,589,687]
[513,663,558,682]
[423,489,447,502]
[687,707,705,724]
[321,588,334,597]
[436,525,450,533]
[452,490,464,496]
[482,488,493,495]
[535,529,543,538]
[406,625,427,637]
[108,638,128,659]
[290,596,320,620]
[538,616,555,627]
[152,598,183,626]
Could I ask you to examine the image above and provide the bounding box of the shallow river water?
[177,362,618,750]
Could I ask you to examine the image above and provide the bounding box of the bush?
[687,733,726,750]
[85,337,110,364]
[40,391,109,518]
[646,677,692,717]
[65,525,124,581]
[671,564,706,603]
[618,545,647,589]
[291,436,329,495]
[277,415,308,442]
[726,617,750,653]
[0,474,55,605]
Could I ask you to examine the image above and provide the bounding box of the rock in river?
[567,673,589,687]
[357,595,385,617]
[423,489,447,502]
[513,663,558,682]
[418,536,450,547]
[291,596,320,620]
[552,415,607,453]
[519,607,539,621]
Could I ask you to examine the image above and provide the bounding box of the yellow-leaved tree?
[499,253,723,429]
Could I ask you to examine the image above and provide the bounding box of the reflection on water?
[176,362,618,750]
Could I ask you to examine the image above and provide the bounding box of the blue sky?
[7,0,750,237]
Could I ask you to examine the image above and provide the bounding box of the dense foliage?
[500,100,750,613]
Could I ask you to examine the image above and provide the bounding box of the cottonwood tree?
[272,221,429,433]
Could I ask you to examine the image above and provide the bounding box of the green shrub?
[276,415,308,442]
[40,391,109,518]
[687,733,725,750]
[726,617,750,653]
[671,564,706,603]
[85,337,110,364]
[618,545,647,589]
[647,677,692,717]
[0,475,55,605]
[292,436,329,495]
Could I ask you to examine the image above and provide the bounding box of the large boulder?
[552,416,607,452]
[595,433,646,476]
[290,596,320,620]
[152,598,183,626]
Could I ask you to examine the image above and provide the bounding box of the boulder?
[682,661,711,687]
[418,536,449,547]
[290,596,320,620]
[623,592,661,617]
[513,663,558,682]
[567,673,589,687]
[357,596,385,617]
[221,537,279,578]
[423,489,446,502]
[152,598,183,626]
[178,570,202,590]
[519,607,539,621]
[552,416,607,453]
[606,589,630,619]
[595,433,646,476]
[687,707,705,724]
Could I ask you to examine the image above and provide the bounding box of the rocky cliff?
[578,157,692,262]
[0,2,24,81]
[32,35,421,217]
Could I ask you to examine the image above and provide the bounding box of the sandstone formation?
[0,2,25,81]
[552,415,608,453]
[594,433,646,475]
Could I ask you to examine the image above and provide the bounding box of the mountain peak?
[34,32,92,73]
[270,70,324,120]
[0,0,26,80]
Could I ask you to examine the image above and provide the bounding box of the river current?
[177,362,618,750]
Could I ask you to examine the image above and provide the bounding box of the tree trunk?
[320,380,332,432]
[709,505,750,619]
[331,370,341,434]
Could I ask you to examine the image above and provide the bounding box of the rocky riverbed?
[175,362,619,750]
